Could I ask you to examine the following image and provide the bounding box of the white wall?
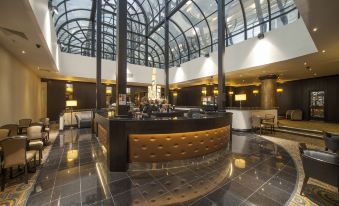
[59,53,165,85]
[170,19,318,84]
[27,0,60,71]
[0,46,42,125]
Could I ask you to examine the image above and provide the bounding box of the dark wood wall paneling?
[43,79,147,121]
[171,75,339,123]
[45,80,66,121]
[277,75,339,122]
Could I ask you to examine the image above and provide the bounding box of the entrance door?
[310,91,325,120]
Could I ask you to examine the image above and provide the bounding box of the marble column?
[259,74,278,109]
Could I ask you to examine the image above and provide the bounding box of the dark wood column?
[115,0,128,116]
[96,0,102,110]
[218,0,226,111]
[164,0,170,101]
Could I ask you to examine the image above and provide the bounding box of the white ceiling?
[0,0,57,73]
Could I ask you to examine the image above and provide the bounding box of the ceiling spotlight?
[312,27,318,32]
[21,50,26,54]
[257,33,264,40]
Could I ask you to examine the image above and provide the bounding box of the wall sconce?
[173,91,178,97]
[213,88,219,95]
[253,90,259,95]
[201,87,207,95]
[106,86,112,95]
[276,88,284,93]
[66,83,73,93]
[228,91,234,95]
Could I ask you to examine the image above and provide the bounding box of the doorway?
[310,91,325,120]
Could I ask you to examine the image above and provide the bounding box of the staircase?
[275,125,324,139]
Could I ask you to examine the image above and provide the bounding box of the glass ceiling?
[52,0,299,69]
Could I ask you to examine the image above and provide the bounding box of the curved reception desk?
[94,112,232,172]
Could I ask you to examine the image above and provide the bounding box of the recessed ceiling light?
[322,50,326,53]
[22,50,26,54]
[312,27,318,32]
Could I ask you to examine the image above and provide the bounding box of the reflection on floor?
[25,129,298,206]
[279,119,339,134]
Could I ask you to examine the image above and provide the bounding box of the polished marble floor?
[26,129,297,206]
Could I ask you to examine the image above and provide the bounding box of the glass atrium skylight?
[52,0,299,69]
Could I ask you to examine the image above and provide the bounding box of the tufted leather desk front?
[95,112,232,172]
[129,126,230,162]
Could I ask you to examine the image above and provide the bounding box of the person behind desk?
[141,97,152,118]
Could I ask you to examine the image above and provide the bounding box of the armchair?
[0,124,18,136]
[74,111,92,128]
[324,132,339,154]
[0,136,37,191]
[27,126,44,164]
[0,129,10,140]
[299,143,339,195]
[286,110,302,121]
[18,119,32,134]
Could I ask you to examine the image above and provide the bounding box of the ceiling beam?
[147,0,189,37]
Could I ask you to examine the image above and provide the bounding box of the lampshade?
[106,87,112,94]
[173,92,178,97]
[253,90,259,94]
[277,88,284,93]
[235,94,247,101]
[66,87,73,93]
[66,100,77,107]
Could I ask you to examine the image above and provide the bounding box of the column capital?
[259,74,279,81]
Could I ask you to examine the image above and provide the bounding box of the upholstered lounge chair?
[324,132,339,154]
[299,143,339,195]
[75,112,92,128]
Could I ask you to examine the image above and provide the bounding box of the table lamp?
[235,94,246,108]
[66,100,77,127]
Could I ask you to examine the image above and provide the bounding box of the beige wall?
[0,45,42,125]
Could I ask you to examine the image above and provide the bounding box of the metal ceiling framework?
[52,0,299,69]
